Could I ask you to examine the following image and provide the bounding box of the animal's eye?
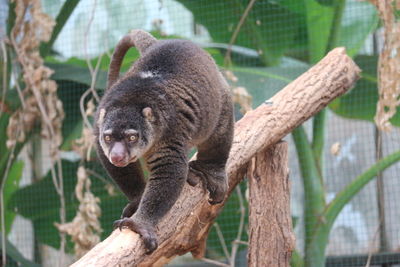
[128,134,138,142]
[104,135,111,142]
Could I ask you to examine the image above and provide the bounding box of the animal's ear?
[97,108,106,126]
[142,107,155,122]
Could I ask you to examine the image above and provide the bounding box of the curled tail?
[107,29,157,89]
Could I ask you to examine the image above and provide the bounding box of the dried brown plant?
[7,0,68,262]
[371,0,400,131]
[224,70,253,114]
[56,166,102,258]
[8,0,63,153]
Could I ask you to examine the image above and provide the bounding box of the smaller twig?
[79,88,95,130]
[201,258,230,267]
[230,186,246,266]
[104,36,113,59]
[224,0,257,66]
[232,240,248,246]
[55,157,66,266]
[46,159,67,267]
[0,40,8,118]
[11,37,56,138]
[89,53,103,102]
[78,53,104,160]
[80,19,105,128]
[374,127,388,253]
[86,140,94,162]
[0,190,6,266]
[12,72,26,109]
[86,169,110,185]
[365,220,382,267]
[213,222,231,262]
[49,165,61,195]
[83,0,98,75]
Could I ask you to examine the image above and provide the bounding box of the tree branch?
[71,47,361,267]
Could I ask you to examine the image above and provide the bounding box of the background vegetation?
[1,0,399,266]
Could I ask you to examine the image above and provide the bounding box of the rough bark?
[71,47,360,267]
[248,141,295,267]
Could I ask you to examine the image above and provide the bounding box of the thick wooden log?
[248,141,294,267]
[71,47,360,267]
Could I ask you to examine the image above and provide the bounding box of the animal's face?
[97,107,155,167]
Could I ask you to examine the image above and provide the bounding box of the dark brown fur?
[94,30,234,253]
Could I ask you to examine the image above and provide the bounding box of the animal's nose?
[110,142,127,166]
[110,153,125,165]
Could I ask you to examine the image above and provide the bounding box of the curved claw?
[207,181,226,205]
[112,218,158,253]
[208,196,224,205]
[113,219,123,229]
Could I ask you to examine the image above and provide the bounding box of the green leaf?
[315,0,334,6]
[7,2,16,36]
[61,120,83,151]
[45,41,142,75]
[291,249,305,267]
[310,0,346,170]
[0,113,10,165]
[2,89,21,112]
[329,55,400,127]
[56,80,88,150]
[8,160,127,250]
[40,0,81,57]
[0,233,41,267]
[204,48,225,66]
[177,0,303,65]
[3,161,24,234]
[306,149,400,267]
[229,59,309,107]
[8,162,74,221]
[326,149,400,231]
[339,1,378,57]
[292,126,327,267]
[304,0,335,63]
[47,62,108,90]
[278,0,307,14]
[45,45,141,90]
[0,114,26,195]
[292,126,325,233]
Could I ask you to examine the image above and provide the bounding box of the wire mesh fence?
[1,0,400,266]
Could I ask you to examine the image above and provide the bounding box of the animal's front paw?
[113,218,158,253]
[206,173,227,205]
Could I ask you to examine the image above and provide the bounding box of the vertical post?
[247,141,295,267]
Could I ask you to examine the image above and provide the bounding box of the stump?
[248,141,295,267]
